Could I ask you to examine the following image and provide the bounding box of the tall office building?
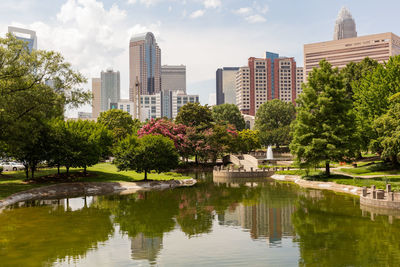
[8,26,37,52]
[100,68,120,112]
[333,7,357,40]
[304,32,400,80]
[129,32,161,100]
[236,52,298,116]
[161,65,186,92]
[216,67,240,105]
[92,78,101,118]
[296,67,304,97]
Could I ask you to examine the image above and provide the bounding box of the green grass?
[0,163,190,199]
[275,169,323,176]
[339,162,400,176]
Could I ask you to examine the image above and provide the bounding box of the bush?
[0,166,3,174]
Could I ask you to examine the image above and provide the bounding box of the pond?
[1,172,400,266]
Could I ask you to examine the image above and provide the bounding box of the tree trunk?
[195,154,198,165]
[84,166,87,176]
[144,170,148,181]
[31,165,35,179]
[24,166,29,179]
[66,166,70,176]
[57,164,60,175]
[325,161,330,176]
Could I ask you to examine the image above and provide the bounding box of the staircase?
[229,154,259,171]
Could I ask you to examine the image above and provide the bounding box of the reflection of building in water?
[219,202,295,245]
[131,233,162,263]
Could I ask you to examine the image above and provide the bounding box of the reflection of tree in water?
[292,190,400,266]
[0,201,114,267]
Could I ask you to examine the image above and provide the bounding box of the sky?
[1,0,400,117]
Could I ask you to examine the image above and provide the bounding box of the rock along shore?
[0,179,197,210]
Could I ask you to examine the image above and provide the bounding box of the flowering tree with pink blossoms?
[137,119,191,159]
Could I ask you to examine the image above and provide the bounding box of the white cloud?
[203,0,221,9]
[189,9,205,19]
[126,0,162,7]
[245,14,266,23]
[233,7,252,15]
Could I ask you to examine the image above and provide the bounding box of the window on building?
[151,97,156,104]
[151,106,156,113]
[120,105,123,110]
[127,105,130,113]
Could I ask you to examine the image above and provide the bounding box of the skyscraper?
[92,78,101,118]
[129,32,161,99]
[216,67,239,105]
[8,26,37,52]
[100,68,120,112]
[236,52,298,116]
[333,7,357,40]
[161,65,186,93]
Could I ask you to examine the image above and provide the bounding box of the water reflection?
[1,173,400,266]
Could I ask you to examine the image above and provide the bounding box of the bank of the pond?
[0,163,193,200]
[271,174,363,196]
[0,179,197,210]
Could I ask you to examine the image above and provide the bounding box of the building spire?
[333,7,357,40]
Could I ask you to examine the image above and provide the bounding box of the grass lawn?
[338,162,400,176]
[0,163,190,199]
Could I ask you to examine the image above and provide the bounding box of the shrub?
[0,166,3,174]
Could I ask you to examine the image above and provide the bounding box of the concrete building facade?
[100,69,120,112]
[117,91,199,121]
[304,32,400,79]
[216,67,240,105]
[91,78,101,118]
[236,52,298,116]
[161,65,186,93]
[296,67,304,98]
[8,26,37,52]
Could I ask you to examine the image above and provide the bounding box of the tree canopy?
[98,109,141,142]
[212,104,245,131]
[290,60,359,175]
[0,34,89,178]
[175,103,213,129]
[114,134,179,180]
[255,99,295,147]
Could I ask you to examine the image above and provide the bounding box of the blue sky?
[1,0,399,115]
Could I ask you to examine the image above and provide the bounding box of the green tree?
[98,109,141,142]
[290,60,359,175]
[234,129,261,154]
[255,99,295,147]
[372,93,400,165]
[341,57,379,98]
[0,34,89,178]
[114,134,179,180]
[212,104,245,130]
[48,120,112,175]
[175,103,213,129]
[353,55,400,151]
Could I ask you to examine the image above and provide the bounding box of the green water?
[1,173,400,266]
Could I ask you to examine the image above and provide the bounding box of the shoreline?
[270,174,362,196]
[0,179,196,210]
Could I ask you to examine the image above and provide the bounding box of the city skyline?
[1,0,400,116]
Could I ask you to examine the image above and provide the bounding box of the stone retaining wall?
[213,166,274,178]
[360,184,400,210]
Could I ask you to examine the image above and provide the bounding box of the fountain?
[266,145,274,160]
